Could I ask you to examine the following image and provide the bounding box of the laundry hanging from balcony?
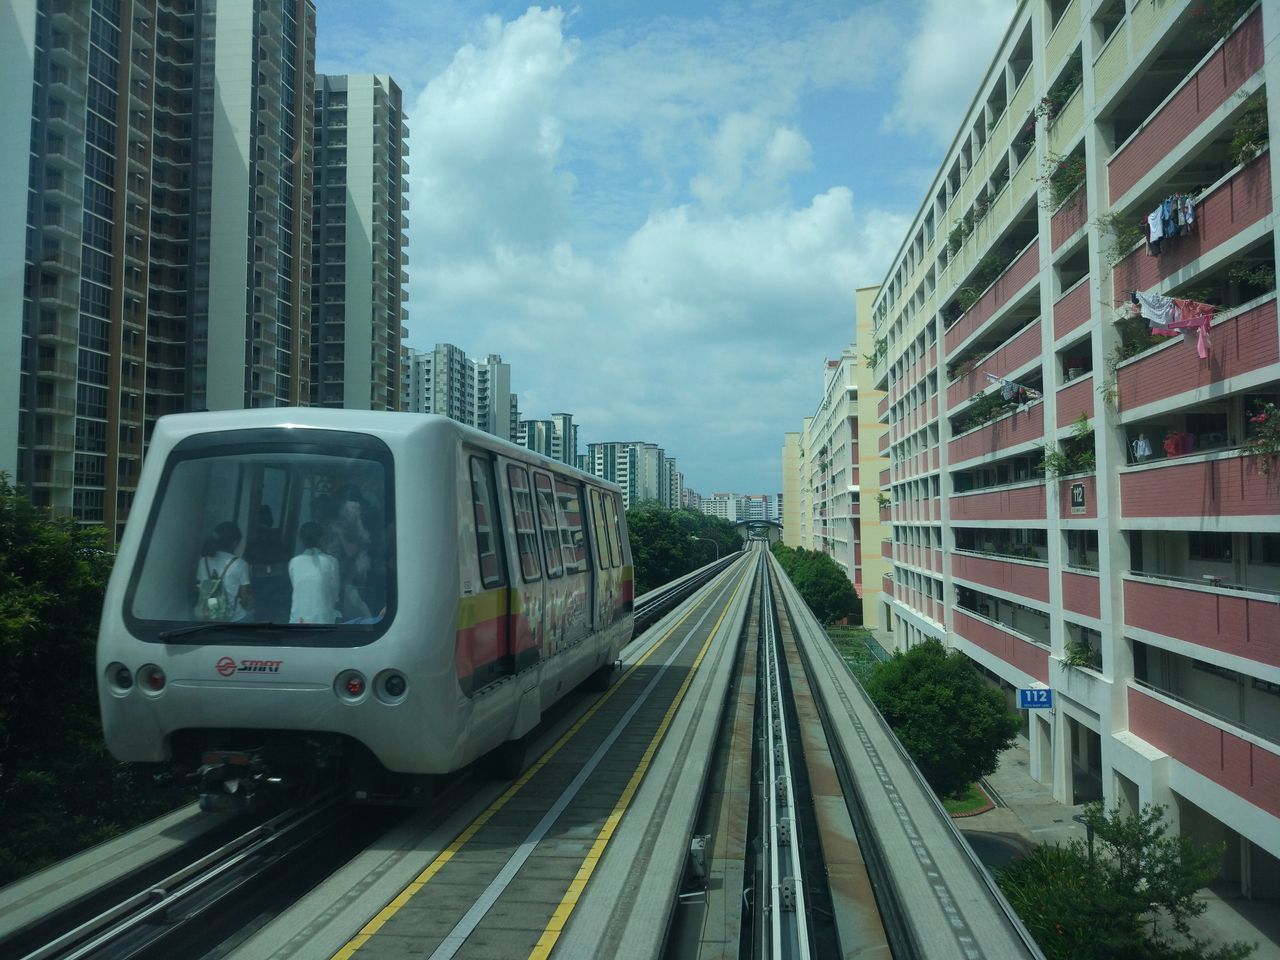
[984,372,1042,402]
[1145,193,1197,255]
[1128,290,1214,360]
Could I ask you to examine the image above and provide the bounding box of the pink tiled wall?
[951,552,1050,602]
[945,242,1040,355]
[1116,299,1278,412]
[1124,577,1280,666]
[1062,571,1101,620]
[1121,456,1279,518]
[953,609,1050,683]
[1108,8,1263,201]
[949,403,1045,463]
[1129,686,1280,818]
[950,484,1048,521]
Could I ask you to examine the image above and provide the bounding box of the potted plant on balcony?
[1244,400,1279,473]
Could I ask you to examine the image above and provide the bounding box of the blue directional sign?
[1018,688,1054,709]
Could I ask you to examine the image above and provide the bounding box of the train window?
[532,472,563,579]
[471,457,506,590]
[603,494,624,567]
[589,488,613,570]
[507,465,542,582]
[554,477,588,573]
[124,436,395,640]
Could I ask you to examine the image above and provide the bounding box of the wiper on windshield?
[159,621,338,641]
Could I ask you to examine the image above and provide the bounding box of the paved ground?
[963,738,1280,958]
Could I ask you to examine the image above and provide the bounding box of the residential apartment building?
[582,440,676,508]
[0,0,315,538]
[517,412,577,464]
[783,348,881,620]
[866,0,1278,897]
[403,344,520,438]
[311,74,408,411]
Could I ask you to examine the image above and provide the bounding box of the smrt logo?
[215,656,283,677]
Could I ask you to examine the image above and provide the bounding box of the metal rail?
[18,795,342,960]
[633,552,740,634]
[759,556,810,960]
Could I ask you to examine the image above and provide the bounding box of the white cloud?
[885,0,1017,147]
[360,6,922,490]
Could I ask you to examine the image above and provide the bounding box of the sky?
[316,0,1017,494]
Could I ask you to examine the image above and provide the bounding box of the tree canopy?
[771,543,861,624]
[624,502,742,595]
[0,475,190,883]
[863,638,1018,798]
[999,802,1255,960]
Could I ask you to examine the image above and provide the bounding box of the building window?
[1188,532,1232,562]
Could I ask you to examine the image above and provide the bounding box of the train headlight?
[138,664,166,695]
[107,663,133,693]
[375,670,408,704]
[335,669,368,703]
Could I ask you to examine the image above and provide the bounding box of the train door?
[602,492,634,617]
[531,470,567,655]
[502,461,545,672]
[461,455,511,695]
[588,487,617,628]
[554,476,593,640]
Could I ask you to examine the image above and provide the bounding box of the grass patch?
[943,783,991,816]
[826,626,887,684]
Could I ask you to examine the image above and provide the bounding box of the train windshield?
[125,430,395,643]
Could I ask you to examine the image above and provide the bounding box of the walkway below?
[962,738,1280,957]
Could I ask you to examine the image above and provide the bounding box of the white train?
[97,410,633,806]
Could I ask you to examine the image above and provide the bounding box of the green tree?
[625,502,741,595]
[0,475,189,883]
[863,638,1018,798]
[771,543,861,624]
[999,802,1256,960]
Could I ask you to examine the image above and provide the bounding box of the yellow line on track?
[527,568,749,959]
[329,574,735,960]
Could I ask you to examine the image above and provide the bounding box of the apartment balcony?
[36,317,77,348]
[1112,156,1272,296]
[944,239,1039,356]
[1121,453,1276,519]
[948,402,1044,464]
[951,550,1050,603]
[881,575,893,599]
[1056,373,1095,427]
[953,609,1049,683]
[950,481,1046,522]
[1108,7,1263,203]
[1063,569,1101,619]
[1128,684,1279,819]
[34,393,75,415]
[1050,186,1088,252]
[30,467,73,488]
[33,430,74,452]
[36,356,76,381]
[946,319,1041,409]
[49,0,90,35]
[1125,573,1280,667]
[1115,297,1277,414]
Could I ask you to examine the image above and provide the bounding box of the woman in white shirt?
[196,521,252,621]
[289,520,340,624]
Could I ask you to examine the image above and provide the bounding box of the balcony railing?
[949,402,1045,464]
[1108,7,1263,203]
[949,481,1047,522]
[951,550,1050,603]
[1128,683,1279,818]
[1112,156,1272,298]
[1121,452,1277,519]
[944,239,1040,356]
[953,609,1050,683]
[1114,296,1277,414]
[1124,572,1280,666]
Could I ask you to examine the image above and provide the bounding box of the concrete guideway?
[771,552,1045,959]
[229,555,756,960]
